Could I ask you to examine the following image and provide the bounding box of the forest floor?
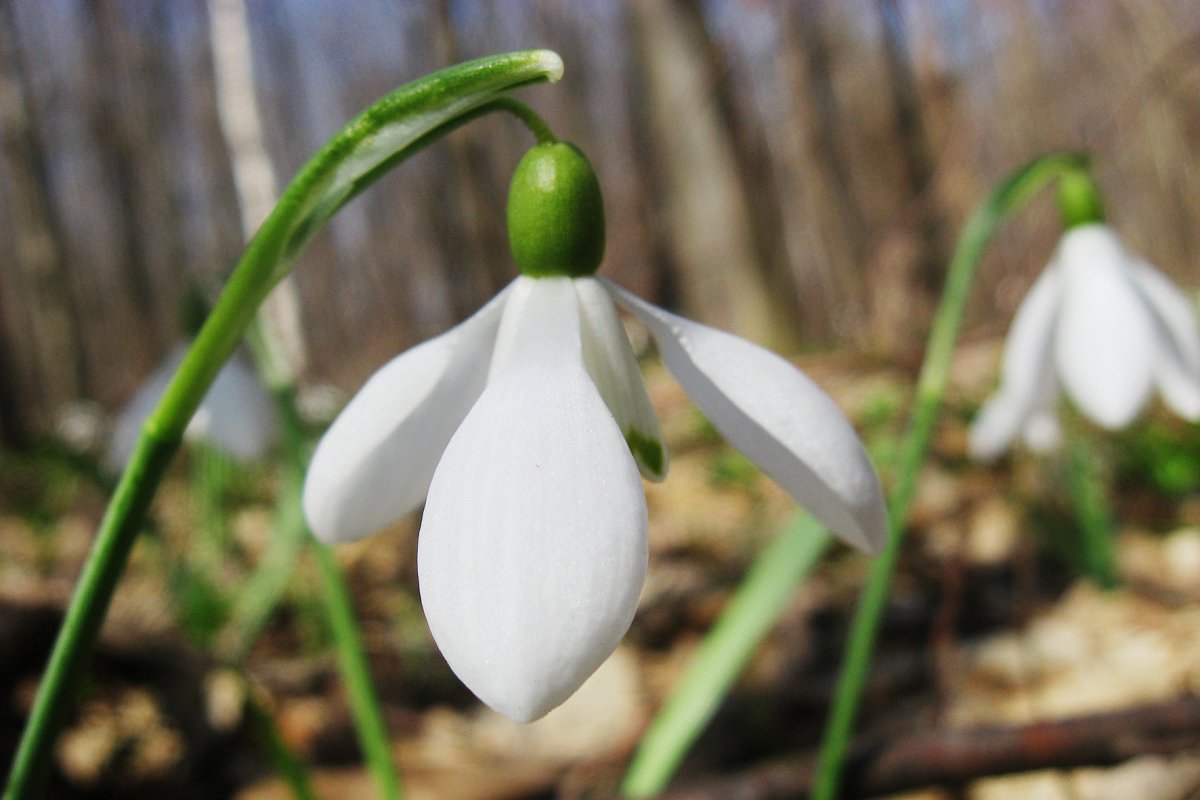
[3,338,1200,800]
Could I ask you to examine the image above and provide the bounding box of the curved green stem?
[622,516,831,798]
[3,50,563,800]
[810,151,1091,800]
[487,97,557,144]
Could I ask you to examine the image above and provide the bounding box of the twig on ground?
[656,696,1200,800]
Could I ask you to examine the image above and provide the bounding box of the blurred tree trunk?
[628,0,791,348]
[877,0,947,291]
[783,0,870,343]
[0,3,85,443]
[429,0,512,316]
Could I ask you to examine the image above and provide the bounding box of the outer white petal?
[575,278,667,480]
[1022,408,1063,454]
[303,285,511,543]
[107,344,188,471]
[418,277,647,723]
[603,279,885,554]
[1054,226,1156,429]
[968,267,1062,461]
[106,343,277,470]
[197,355,279,461]
[1128,259,1200,420]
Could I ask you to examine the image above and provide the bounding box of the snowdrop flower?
[971,223,1200,461]
[107,342,278,470]
[303,141,887,722]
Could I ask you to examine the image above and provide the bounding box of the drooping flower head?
[970,174,1200,461]
[304,140,887,721]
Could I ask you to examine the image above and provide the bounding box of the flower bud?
[507,142,605,278]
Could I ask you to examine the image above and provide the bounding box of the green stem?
[215,400,308,663]
[245,687,321,800]
[219,243,315,659]
[192,443,233,577]
[810,151,1091,800]
[622,516,831,798]
[3,50,563,800]
[313,542,402,800]
[251,316,406,799]
[487,97,557,144]
[1065,431,1118,589]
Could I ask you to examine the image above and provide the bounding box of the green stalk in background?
[3,50,564,800]
[245,684,321,800]
[312,542,402,800]
[252,308,408,799]
[810,151,1090,800]
[1065,430,1118,589]
[623,516,831,798]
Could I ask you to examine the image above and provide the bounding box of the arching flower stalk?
[304,140,887,722]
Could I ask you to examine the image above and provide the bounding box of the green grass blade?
[811,151,1092,800]
[312,542,403,800]
[623,516,831,797]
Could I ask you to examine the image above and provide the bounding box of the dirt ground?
[3,338,1200,799]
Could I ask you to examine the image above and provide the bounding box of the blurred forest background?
[6,3,1200,799]
[2,0,1199,446]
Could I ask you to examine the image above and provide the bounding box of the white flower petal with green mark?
[303,285,511,543]
[1055,226,1156,429]
[969,267,1061,461]
[1129,260,1200,420]
[604,279,886,554]
[418,277,647,723]
[575,277,667,480]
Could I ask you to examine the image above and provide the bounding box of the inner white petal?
[574,278,668,480]
[419,277,648,723]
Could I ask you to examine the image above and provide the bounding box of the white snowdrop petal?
[968,267,1062,461]
[574,278,667,480]
[302,285,511,543]
[487,276,535,381]
[107,344,188,471]
[419,277,647,723]
[1055,226,1156,429]
[1128,260,1200,420]
[970,390,1026,462]
[106,343,278,470]
[1022,409,1064,454]
[604,280,885,554]
[201,356,279,461]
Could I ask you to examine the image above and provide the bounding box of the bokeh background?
[5,3,1200,799]
[2,0,1198,442]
